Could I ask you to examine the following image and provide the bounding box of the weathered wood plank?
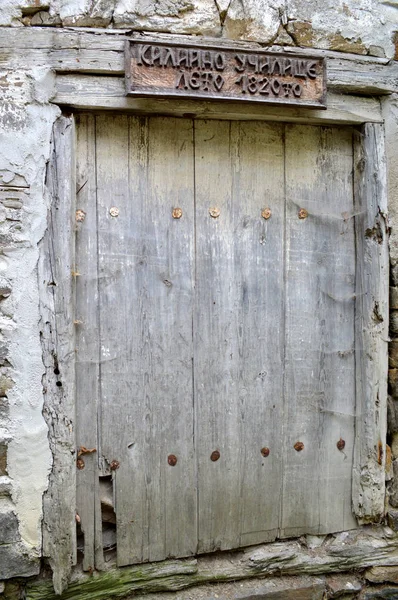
[53,75,383,125]
[194,120,284,552]
[95,115,197,565]
[39,115,77,594]
[0,48,124,73]
[75,113,105,571]
[0,28,127,49]
[0,27,397,93]
[26,528,398,600]
[352,123,389,522]
[233,121,285,547]
[281,125,357,536]
[70,113,388,571]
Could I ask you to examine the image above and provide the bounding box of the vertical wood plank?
[352,123,389,522]
[40,115,77,594]
[73,114,370,567]
[194,120,285,552]
[281,125,357,536]
[75,114,104,571]
[96,116,197,565]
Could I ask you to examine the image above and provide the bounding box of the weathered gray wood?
[281,125,357,536]
[0,27,397,94]
[194,120,284,552]
[94,115,197,565]
[39,115,77,594]
[75,114,104,571]
[54,75,383,125]
[352,123,389,522]
[26,527,398,600]
[72,114,387,569]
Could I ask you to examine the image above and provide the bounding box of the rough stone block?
[306,534,326,549]
[0,476,12,497]
[0,376,14,400]
[391,262,398,287]
[0,510,20,544]
[391,433,398,459]
[0,543,39,580]
[233,576,326,599]
[326,574,362,597]
[113,0,221,35]
[391,287,398,310]
[0,581,4,594]
[389,369,398,398]
[387,396,398,435]
[363,586,398,599]
[390,341,398,369]
[391,312,398,336]
[387,508,398,530]
[223,0,280,43]
[389,460,398,507]
[394,31,398,62]
[366,566,398,584]
[30,10,61,26]
[0,397,8,419]
[0,444,7,476]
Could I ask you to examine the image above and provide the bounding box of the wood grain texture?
[73,115,386,566]
[126,41,326,108]
[54,75,383,126]
[94,115,197,565]
[1,28,398,95]
[39,115,77,594]
[281,124,357,536]
[75,113,105,571]
[194,120,285,552]
[352,123,389,522]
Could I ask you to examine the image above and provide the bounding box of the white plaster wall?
[0,66,58,560]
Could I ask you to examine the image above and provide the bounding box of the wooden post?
[39,115,77,594]
[352,123,389,522]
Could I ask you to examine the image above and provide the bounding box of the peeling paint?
[0,66,58,576]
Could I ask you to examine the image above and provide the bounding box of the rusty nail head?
[337,438,346,451]
[110,207,120,217]
[168,454,177,466]
[172,208,183,219]
[209,207,221,218]
[261,447,270,457]
[76,209,86,223]
[76,458,85,470]
[261,208,272,220]
[210,450,220,462]
[298,208,308,220]
[110,460,120,471]
[294,441,304,452]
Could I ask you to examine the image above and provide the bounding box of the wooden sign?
[125,40,327,109]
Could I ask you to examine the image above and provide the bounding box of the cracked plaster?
[0,66,57,577]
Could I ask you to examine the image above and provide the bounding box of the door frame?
[39,29,391,592]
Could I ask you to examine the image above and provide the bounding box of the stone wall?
[1,0,398,598]
[1,0,398,59]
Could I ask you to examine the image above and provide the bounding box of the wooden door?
[75,114,357,569]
